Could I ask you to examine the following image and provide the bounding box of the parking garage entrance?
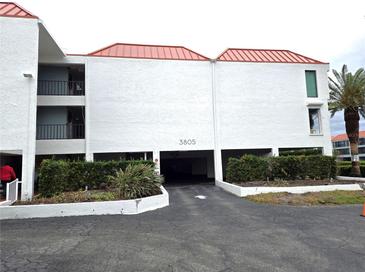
[160,150,214,184]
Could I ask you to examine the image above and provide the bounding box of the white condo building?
[0,3,333,200]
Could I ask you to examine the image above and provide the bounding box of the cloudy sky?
[19,0,365,135]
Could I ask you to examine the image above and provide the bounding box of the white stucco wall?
[36,139,85,155]
[86,57,214,154]
[0,17,39,199]
[0,15,333,192]
[214,62,332,155]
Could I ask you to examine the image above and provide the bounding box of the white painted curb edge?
[337,176,365,182]
[215,180,363,197]
[0,186,169,220]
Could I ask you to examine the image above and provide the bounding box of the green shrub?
[38,159,68,197]
[279,148,322,156]
[108,163,163,199]
[38,159,154,197]
[226,155,336,183]
[336,161,365,167]
[304,155,337,179]
[269,156,305,180]
[226,155,268,183]
[337,166,365,177]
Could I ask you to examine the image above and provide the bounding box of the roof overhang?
[38,21,65,59]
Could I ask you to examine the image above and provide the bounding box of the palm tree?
[329,65,365,176]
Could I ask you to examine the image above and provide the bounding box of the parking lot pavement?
[1,183,364,271]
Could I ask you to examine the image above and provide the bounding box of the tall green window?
[305,70,318,97]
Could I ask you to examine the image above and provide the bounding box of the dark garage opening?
[0,153,22,199]
[160,150,215,184]
[0,153,22,181]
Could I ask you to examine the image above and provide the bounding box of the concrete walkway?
[0,183,364,271]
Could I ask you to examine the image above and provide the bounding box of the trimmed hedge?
[226,155,268,182]
[226,155,337,183]
[279,148,322,156]
[38,159,154,197]
[336,161,365,177]
[337,166,365,177]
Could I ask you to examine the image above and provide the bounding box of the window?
[305,71,318,97]
[308,108,321,135]
[333,141,349,148]
[359,138,365,145]
[337,148,350,155]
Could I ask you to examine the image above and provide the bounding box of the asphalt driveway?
[0,183,364,271]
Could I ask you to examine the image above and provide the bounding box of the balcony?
[36,124,85,140]
[38,80,85,96]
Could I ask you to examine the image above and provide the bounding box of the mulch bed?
[234,179,365,187]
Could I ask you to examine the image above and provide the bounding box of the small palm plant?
[108,163,163,199]
[328,65,365,176]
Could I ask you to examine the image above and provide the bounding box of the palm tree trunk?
[344,108,361,176]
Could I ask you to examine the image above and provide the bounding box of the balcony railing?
[36,124,85,140]
[38,80,85,96]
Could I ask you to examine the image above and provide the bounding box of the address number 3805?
[179,139,196,145]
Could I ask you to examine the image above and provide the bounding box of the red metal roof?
[88,43,209,61]
[217,48,326,64]
[332,131,365,142]
[0,2,37,19]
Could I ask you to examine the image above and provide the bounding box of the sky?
[18,0,365,135]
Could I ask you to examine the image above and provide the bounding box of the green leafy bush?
[269,156,305,180]
[108,163,163,199]
[38,159,154,197]
[226,155,269,183]
[337,166,365,177]
[336,161,365,177]
[304,155,337,179]
[279,148,322,156]
[38,160,69,197]
[226,155,336,183]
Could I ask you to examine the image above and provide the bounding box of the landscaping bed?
[233,179,364,187]
[13,160,164,206]
[245,190,365,206]
[14,188,162,205]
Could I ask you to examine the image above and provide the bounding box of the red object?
[0,165,16,181]
[87,43,209,61]
[217,48,326,64]
[362,204,365,217]
[331,131,365,142]
[0,2,38,19]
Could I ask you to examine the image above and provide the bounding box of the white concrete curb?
[216,180,363,197]
[0,186,169,220]
[337,176,365,182]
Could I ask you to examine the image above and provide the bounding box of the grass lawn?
[233,179,364,187]
[246,190,365,206]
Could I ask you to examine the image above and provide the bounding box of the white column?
[153,151,160,174]
[21,151,35,200]
[21,74,37,200]
[214,149,223,181]
[323,143,333,156]
[211,60,223,181]
[86,153,94,162]
[271,147,279,156]
[84,59,92,162]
